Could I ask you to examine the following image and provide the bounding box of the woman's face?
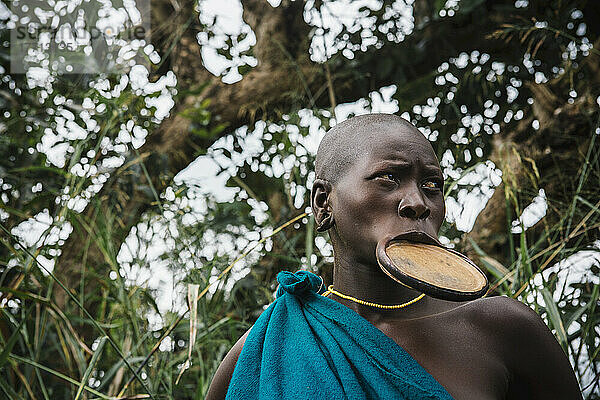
[327,124,445,265]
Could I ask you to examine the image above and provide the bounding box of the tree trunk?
[464,51,600,273]
[53,0,598,331]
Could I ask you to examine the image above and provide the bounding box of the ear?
[311,179,334,232]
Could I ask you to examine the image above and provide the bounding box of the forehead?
[361,123,439,165]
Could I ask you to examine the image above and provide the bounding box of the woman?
[207,114,582,399]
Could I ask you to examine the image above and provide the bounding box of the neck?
[331,250,431,319]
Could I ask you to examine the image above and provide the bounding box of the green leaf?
[8,353,111,399]
[540,288,568,351]
[0,309,29,369]
[8,165,70,177]
[74,336,107,400]
[434,0,447,13]
[458,0,486,14]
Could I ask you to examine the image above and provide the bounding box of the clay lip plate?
[376,232,489,301]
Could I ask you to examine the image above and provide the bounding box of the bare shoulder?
[458,295,567,365]
[458,295,583,399]
[462,295,542,330]
[205,328,251,400]
[429,295,540,336]
[460,295,571,354]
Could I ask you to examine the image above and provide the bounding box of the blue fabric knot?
[276,270,324,298]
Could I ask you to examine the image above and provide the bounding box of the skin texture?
[206,114,583,400]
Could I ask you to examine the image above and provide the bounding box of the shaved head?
[315,114,424,184]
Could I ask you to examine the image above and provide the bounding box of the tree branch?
[53,0,531,313]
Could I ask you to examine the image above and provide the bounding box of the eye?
[375,172,398,183]
[422,179,443,190]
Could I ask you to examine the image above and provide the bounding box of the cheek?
[432,197,446,224]
[331,190,363,231]
[332,187,391,235]
[330,189,384,261]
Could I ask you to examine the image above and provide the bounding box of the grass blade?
[175,284,199,385]
[0,309,28,369]
[74,336,107,400]
[0,223,154,398]
[540,288,568,352]
[8,353,111,399]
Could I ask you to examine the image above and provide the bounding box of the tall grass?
[469,126,600,397]
[1,4,599,398]
[1,114,599,398]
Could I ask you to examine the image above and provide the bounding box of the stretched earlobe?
[311,178,334,232]
[316,213,334,232]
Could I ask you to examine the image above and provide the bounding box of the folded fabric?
[226,270,454,400]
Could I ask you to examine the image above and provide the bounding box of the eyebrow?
[370,160,442,175]
[370,160,411,170]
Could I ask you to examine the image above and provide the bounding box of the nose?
[398,187,431,220]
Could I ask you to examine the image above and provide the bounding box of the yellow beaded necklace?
[322,285,426,310]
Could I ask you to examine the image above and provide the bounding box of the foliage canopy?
[0,0,599,398]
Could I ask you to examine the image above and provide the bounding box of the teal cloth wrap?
[226,270,454,400]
